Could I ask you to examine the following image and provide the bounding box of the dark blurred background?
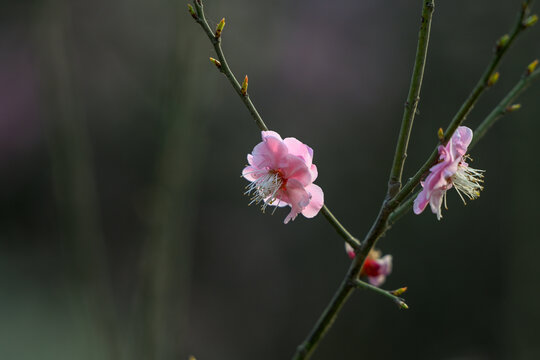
[2,0,540,359]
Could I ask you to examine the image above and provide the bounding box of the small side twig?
[354,280,409,309]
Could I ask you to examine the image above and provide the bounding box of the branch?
[354,280,409,309]
[388,0,434,197]
[321,205,361,250]
[189,1,360,251]
[387,1,537,210]
[388,64,540,225]
[471,63,540,148]
[190,1,268,132]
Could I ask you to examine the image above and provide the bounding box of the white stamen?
[451,160,484,205]
[244,170,283,213]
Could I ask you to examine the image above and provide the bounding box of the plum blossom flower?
[413,126,484,220]
[345,243,393,286]
[242,130,324,224]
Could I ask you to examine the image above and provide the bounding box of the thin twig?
[388,66,540,224]
[192,1,268,131]
[388,0,435,197]
[471,65,540,148]
[387,0,536,210]
[293,2,435,358]
[354,280,409,309]
[190,0,360,252]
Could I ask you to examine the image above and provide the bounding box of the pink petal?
[301,183,324,218]
[428,188,445,220]
[281,154,312,186]
[368,275,386,287]
[378,255,393,275]
[310,164,318,182]
[283,137,313,167]
[344,242,355,259]
[251,135,289,169]
[242,165,259,182]
[282,178,310,224]
[413,186,429,214]
[261,130,283,142]
[451,126,473,157]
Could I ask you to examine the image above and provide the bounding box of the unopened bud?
[496,34,510,51]
[391,287,408,296]
[487,72,500,86]
[437,128,444,141]
[209,57,222,69]
[527,59,538,75]
[189,356,196,360]
[524,14,538,27]
[241,75,248,95]
[506,104,521,112]
[215,18,226,38]
[187,4,197,19]
[395,299,409,310]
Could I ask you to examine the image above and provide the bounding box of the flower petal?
[309,164,318,182]
[251,135,289,169]
[281,154,311,186]
[283,137,313,167]
[282,178,310,224]
[242,165,260,182]
[301,183,324,218]
[261,130,283,142]
[413,186,429,214]
[344,242,355,259]
[451,126,473,157]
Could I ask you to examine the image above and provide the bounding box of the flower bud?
[241,75,248,95]
[524,14,538,28]
[215,18,226,38]
[527,59,538,75]
[395,299,409,310]
[496,34,510,52]
[506,104,521,113]
[209,57,222,69]
[437,128,444,141]
[391,287,408,296]
[487,72,499,87]
[187,4,197,19]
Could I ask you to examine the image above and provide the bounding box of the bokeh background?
[2,0,540,359]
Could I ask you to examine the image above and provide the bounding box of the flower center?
[451,158,484,204]
[244,170,284,212]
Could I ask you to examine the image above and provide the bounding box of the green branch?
[189,1,360,252]
[354,280,409,309]
[387,0,536,211]
[191,1,268,132]
[471,65,540,148]
[388,65,540,225]
[388,0,434,197]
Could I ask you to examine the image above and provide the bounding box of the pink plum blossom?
[242,131,324,224]
[345,243,393,287]
[413,126,484,220]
